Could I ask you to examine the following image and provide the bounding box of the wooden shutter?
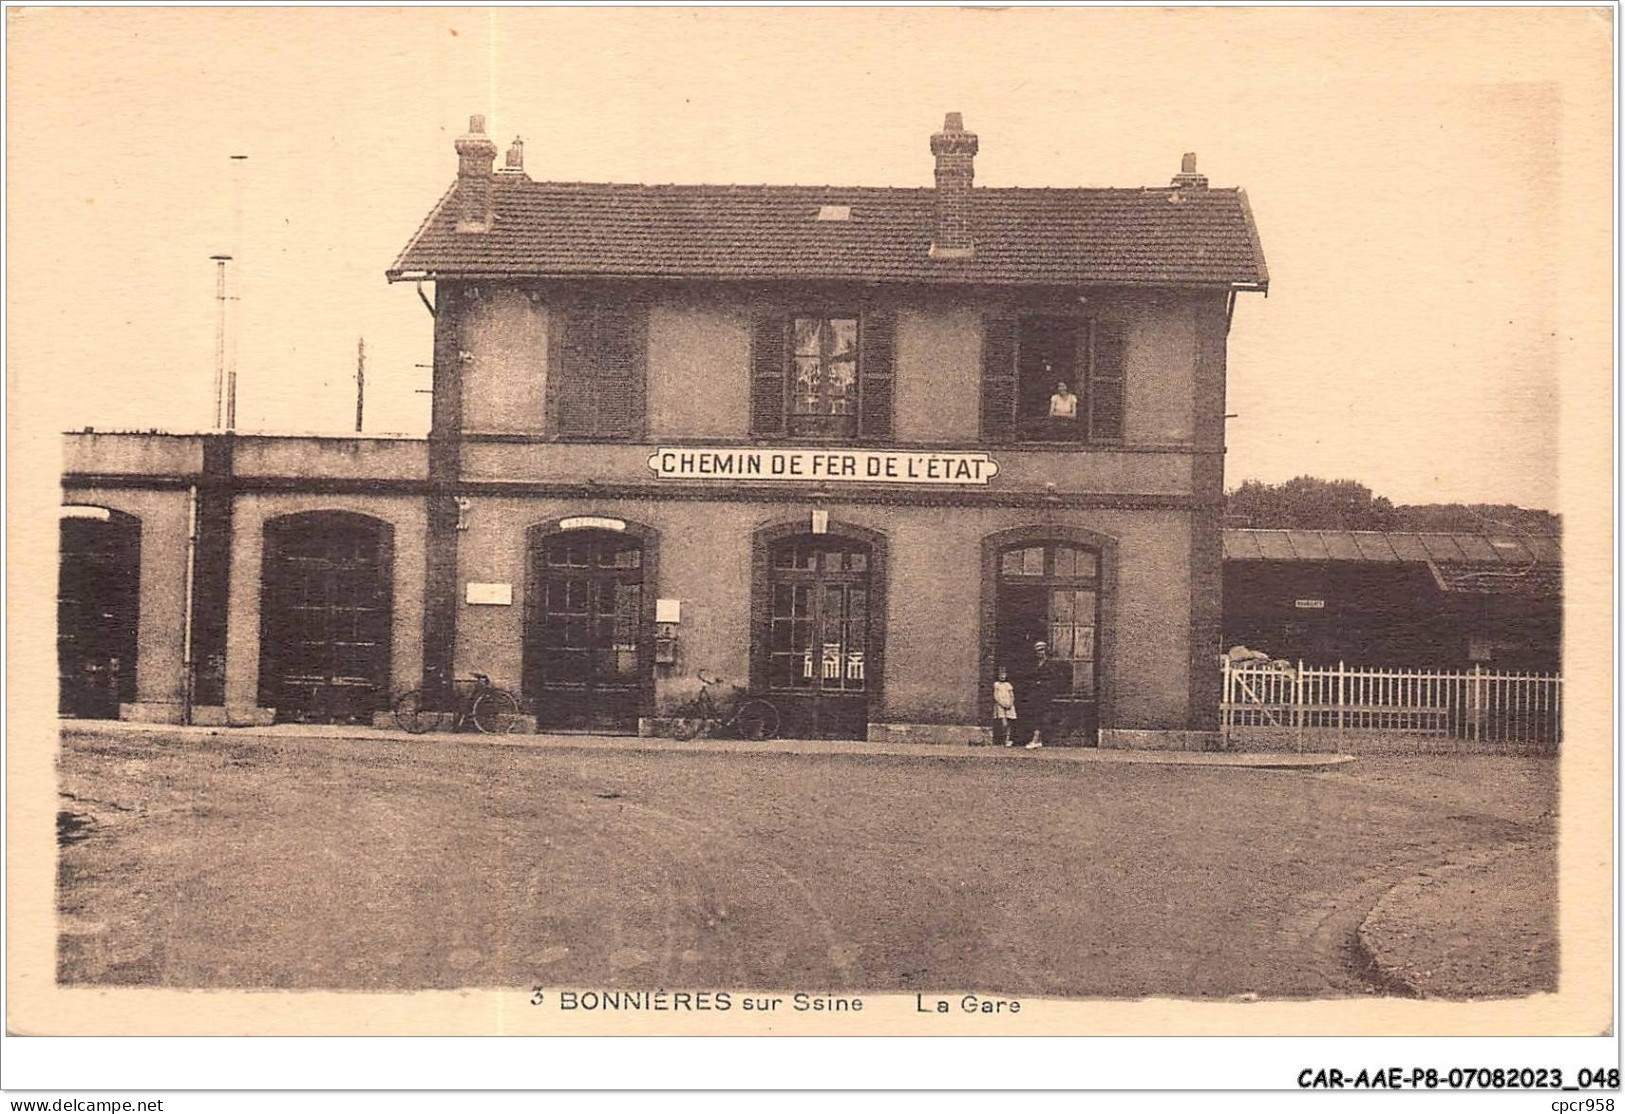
[858,312,895,442]
[593,305,645,440]
[554,307,596,437]
[552,304,646,439]
[1089,320,1127,442]
[980,314,1019,443]
[750,313,789,436]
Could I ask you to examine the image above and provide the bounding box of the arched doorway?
[759,533,877,740]
[258,511,394,723]
[994,539,1102,745]
[58,507,140,719]
[524,527,648,733]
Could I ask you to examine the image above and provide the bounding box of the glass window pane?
[792,356,824,415]
[1052,547,1074,578]
[1076,551,1099,578]
[563,617,588,648]
[790,618,813,650]
[793,318,821,356]
[1050,590,1075,623]
[829,318,858,359]
[1074,627,1095,660]
[827,358,856,413]
[1074,663,1095,696]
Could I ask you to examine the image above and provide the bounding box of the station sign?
[647,447,999,486]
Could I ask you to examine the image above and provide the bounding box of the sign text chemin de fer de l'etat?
[647,448,1000,486]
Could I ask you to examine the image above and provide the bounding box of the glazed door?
[764,538,871,739]
[995,542,1100,745]
[527,530,645,733]
[259,513,393,723]
[58,512,140,719]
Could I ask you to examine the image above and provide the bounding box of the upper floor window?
[981,314,1127,444]
[550,303,647,440]
[751,311,895,441]
[791,317,859,438]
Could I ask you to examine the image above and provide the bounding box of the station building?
[59,113,1269,746]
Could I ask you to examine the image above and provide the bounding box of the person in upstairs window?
[992,665,1018,747]
[1048,381,1079,421]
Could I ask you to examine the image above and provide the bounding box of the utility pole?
[355,337,366,433]
[226,154,247,431]
[209,255,232,428]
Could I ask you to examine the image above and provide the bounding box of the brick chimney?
[454,115,498,232]
[1171,152,1208,190]
[497,136,527,178]
[929,112,978,260]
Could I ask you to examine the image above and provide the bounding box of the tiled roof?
[388,178,1269,288]
[1224,529,1563,598]
[1224,529,1561,566]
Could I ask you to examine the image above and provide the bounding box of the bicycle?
[666,671,781,741]
[393,671,526,735]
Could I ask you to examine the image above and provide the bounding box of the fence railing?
[1220,660,1562,750]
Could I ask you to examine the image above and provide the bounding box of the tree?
[1225,476,1398,530]
[1225,477,1560,534]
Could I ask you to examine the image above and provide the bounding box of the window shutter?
[593,305,645,439]
[750,313,789,436]
[980,314,1019,442]
[1090,320,1127,442]
[555,308,596,437]
[552,304,647,439]
[858,313,895,441]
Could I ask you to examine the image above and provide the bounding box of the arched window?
[752,523,885,741]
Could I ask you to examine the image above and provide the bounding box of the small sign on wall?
[1294,598,1326,610]
[560,516,626,532]
[466,582,513,606]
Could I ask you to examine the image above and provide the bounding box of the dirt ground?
[55,727,1557,999]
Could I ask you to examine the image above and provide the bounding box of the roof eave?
[1235,187,1271,291]
[387,269,1266,288]
[385,182,457,281]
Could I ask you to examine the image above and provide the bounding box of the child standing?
[992,666,1018,747]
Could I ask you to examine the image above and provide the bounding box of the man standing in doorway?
[1024,639,1070,749]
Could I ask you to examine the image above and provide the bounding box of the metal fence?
[1220,660,1562,752]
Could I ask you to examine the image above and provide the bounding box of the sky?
[7,6,1612,508]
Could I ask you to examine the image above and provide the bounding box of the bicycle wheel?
[733,699,780,740]
[471,689,524,734]
[393,690,435,734]
[669,715,703,741]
